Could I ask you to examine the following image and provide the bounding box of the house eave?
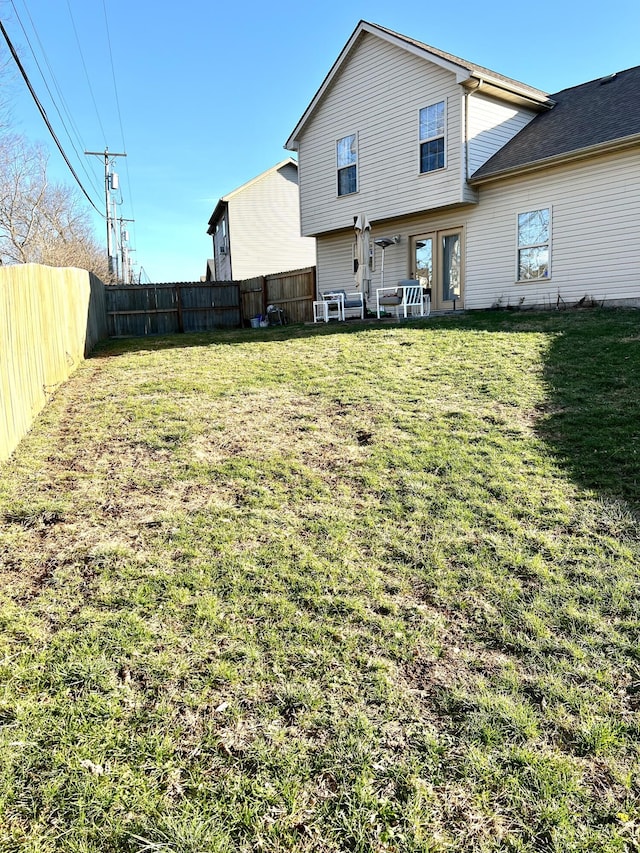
[285,22,370,151]
[206,199,228,235]
[223,158,298,201]
[468,133,640,186]
[207,159,299,231]
[461,76,555,111]
[285,20,550,151]
[304,199,477,239]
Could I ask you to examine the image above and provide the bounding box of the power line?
[65,0,108,148]
[9,0,104,201]
[101,0,127,155]
[0,18,104,216]
[100,0,138,251]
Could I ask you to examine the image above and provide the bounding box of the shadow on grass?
[461,307,640,508]
[536,308,640,509]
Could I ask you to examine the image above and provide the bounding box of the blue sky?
[2,0,638,282]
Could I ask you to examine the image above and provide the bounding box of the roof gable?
[222,158,298,203]
[207,158,298,232]
[285,20,551,150]
[470,65,640,183]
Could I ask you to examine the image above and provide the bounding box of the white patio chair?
[376,280,427,319]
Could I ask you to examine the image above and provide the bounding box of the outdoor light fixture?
[374,236,400,290]
[374,235,401,248]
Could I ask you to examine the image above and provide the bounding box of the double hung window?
[419,102,445,173]
[517,208,551,280]
[337,134,357,196]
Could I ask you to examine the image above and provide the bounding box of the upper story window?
[517,207,551,280]
[337,134,357,196]
[419,102,445,173]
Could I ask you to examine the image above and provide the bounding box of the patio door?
[412,228,463,311]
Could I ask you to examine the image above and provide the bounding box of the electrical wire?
[0,18,104,216]
[101,0,138,252]
[9,0,104,201]
[65,0,108,148]
[4,3,142,274]
[101,0,126,155]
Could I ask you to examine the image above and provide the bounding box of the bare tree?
[0,134,111,281]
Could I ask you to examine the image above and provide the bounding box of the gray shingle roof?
[470,65,640,182]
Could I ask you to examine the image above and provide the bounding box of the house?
[285,21,640,312]
[206,158,316,281]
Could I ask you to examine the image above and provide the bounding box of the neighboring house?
[285,21,640,311]
[206,159,316,281]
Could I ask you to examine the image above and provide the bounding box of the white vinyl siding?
[316,148,640,309]
[297,32,465,237]
[316,233,356,295]
[227,162,316,280]
[466,93,537,176]
[465,148,640,308]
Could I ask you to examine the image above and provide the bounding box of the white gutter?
[461,75,554,110]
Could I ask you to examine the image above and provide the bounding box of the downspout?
[464,77,483,182]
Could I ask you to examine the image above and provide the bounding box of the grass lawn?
[0,308,639,852]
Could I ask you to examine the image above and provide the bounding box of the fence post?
[235,283,243,326]
[176,284,184,333]
[260,276,268,318]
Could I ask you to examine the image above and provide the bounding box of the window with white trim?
[337,134,357,196]
[517,208,551,280]
[419,101,445,173]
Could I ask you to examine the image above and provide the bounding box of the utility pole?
[85,148,127,280]
[119,217,135,284]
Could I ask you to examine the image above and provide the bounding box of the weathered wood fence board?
[107,268,315,336]
[240,277,264,324]
[180,283,240,331]
[0,264,107,462]
[106,283,241,337]
[240,267,315,325]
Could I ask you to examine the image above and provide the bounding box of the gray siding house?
[285,21,640,312]
[206,159,316,281]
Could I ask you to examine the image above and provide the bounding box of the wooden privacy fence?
[106,267,316,337]
[240,267,316,325]
[106,282,240,337]
[1,265,316,462]
[0,264,107,462]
